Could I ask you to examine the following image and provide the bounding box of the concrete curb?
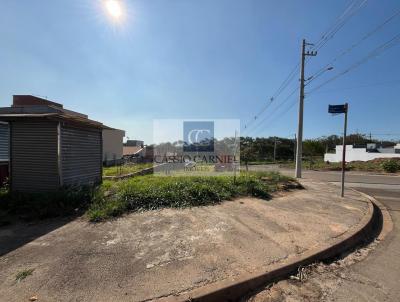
[160,190,377,302]
[351,189,393,242]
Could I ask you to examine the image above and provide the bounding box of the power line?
[242,100,273,131]
[307,32,400,95]
[242,63,299,132]
[252,97,299,137]
[312,0,368,52]
[243,0,368,135]
[304,67,333,87]
[245,86,299,136]
[310,80,400,94]
[307,8,400,87]
[271,63,300,101]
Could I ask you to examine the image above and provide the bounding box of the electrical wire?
[246,86,299,136]
[308,32,400,95]
[242,0,368,135]
[309,80,400,94]
[306,8,400,87]
[252,97,299,137]
[242,63,299,132]
[312,0,368,52]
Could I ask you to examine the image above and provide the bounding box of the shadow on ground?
[0,216,77,257]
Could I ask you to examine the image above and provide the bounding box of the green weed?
[88,171,295,222]
[15,268,34,282]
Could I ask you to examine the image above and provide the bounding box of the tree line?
[151,133,396,165]
[240,133,397,164]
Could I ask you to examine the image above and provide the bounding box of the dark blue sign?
[183,121,214,152]
[328,104,347,114]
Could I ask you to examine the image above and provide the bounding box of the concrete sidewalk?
[247,172,399,302]
[0,182,371,302]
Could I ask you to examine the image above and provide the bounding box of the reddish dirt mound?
[367,157,400,164]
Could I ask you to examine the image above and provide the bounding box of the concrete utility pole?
[295,39,317,178]
[273,138,280,162]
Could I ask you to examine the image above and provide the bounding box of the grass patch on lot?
[0,171,297,223]
[103,163,153,177]
[87,171,297,222]
[15,268,35,282]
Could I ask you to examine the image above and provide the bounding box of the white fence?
[324,145,400,163]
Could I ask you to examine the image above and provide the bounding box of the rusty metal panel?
[11,120,59,192]
[61,124,102,186]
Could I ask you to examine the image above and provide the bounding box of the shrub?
[381,160,400,173]
[0,186,94,221]
[0,172,297,222]
[87,171,295,221]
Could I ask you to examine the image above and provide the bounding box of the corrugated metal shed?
[61,124,102,186]
[0,95,105,192]
[10,120,59,192]
[0,122,9,162]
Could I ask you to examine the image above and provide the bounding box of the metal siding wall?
[61,124,102,186]
[0,123,9,161]
[11,121,59,192]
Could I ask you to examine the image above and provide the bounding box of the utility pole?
[273,138,280,162]
[295,39,317,178]
[293,133,297,162]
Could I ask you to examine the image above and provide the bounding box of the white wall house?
[103,128,125,165]
[324,144,400,163]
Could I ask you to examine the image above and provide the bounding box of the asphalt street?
[300,170,400,301]
[249,166,400,301]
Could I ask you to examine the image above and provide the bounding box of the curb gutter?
[352,189,393,242]
[161,191,377,302]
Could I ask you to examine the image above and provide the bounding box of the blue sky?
[0,0,399,143]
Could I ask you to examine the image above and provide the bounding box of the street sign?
[328,104,347,114]
[328,102,349,197]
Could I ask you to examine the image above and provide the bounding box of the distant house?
[123,146,143,157]
[103,128,125,166]
[324,144,400,163]
[0,95,113,192]
[142,145,154,161]
[125,140,144,147]
[123,144,154,162]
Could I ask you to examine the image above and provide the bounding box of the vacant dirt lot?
[0,182,369,302]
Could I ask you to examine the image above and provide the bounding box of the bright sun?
[105,0,123,19]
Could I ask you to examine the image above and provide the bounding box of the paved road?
[301,170,400,301]
[248,167,400,302]
[249,165,400,186]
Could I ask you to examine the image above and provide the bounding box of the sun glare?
[105,0,123,19]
